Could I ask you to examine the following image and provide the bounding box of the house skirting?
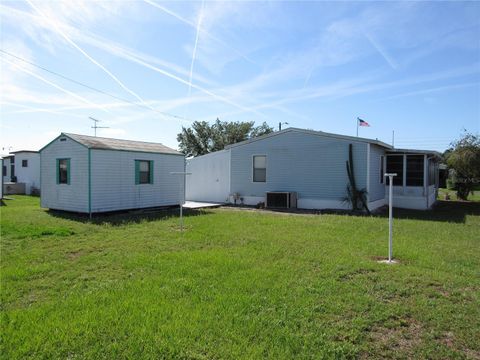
[234,195,386,211]
[390,195,436,210]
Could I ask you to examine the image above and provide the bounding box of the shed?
[40,133,185,215]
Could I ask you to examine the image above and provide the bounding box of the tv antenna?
[89,117,109,137]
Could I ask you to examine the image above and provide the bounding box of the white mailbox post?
[385,173,397,263]
[170,169,192,232]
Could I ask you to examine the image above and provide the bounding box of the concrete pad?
[183,201,223,209]
[377,259,400,264]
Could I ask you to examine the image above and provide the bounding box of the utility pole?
[279,122,289,131]
[89,117,109,137]
[392,130,395,147]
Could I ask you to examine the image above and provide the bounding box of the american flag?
[358,118,370,127]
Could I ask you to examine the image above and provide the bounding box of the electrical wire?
[0,49,195,122]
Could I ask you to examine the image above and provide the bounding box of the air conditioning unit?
[265,192,297,209]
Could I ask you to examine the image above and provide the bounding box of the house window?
[380,156,384,184]
[386,155,403,186]
[57,158,70,184]
[135,160,153,184]
[2,166,6,176]
[406,155,424,186]
[22,160,28,167]
[253,155,266,182]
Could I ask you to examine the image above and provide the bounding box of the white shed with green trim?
[40,133,184,215]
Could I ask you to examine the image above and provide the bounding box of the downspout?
[183,156,186,206]
[88,148,92,219]
[425,156,434,209]
[366,144,370,206]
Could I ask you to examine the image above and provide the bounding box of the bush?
[446,178,456,190]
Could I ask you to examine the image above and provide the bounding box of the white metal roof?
[224,127,393,150]
[42,133,183,155]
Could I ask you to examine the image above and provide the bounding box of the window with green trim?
[135,160,153,184]
[57,158,70,184]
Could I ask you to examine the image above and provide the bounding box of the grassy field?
[1,196,479,359]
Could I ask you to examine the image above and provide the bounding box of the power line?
[0,48,195,123]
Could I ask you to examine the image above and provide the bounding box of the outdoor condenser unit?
[265,192,297,209]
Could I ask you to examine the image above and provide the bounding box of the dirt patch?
[440,331,455,348]
[362,318,423,358]
[66,250,83,260]
[66,248,103,260]
[338,268,376,281]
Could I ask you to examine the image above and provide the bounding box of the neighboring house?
[12,150,40,195]
[40,133,184,215]
[186,128,441,210]
[0,158,3,199]
[2,155,15,183]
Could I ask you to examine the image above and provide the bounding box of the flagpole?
[356,117,359,137]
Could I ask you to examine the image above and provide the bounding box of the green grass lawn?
[438,187,480,202]
[1,196,479,359]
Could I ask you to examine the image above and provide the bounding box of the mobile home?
[186,128,440,211]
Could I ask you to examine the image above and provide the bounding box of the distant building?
[11,150,40,195]
[0,158,3,199]
[40,133,185,215]
[186,128,441,210]
[2,155,15,183]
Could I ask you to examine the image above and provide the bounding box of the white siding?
[230,131,368,206]
[40,137,89,212]
[90,150,183,212]
[14,152,40,195]
[186,149,231,203]
[2,156,14,183]
[0,159,3,198]
[369,145,386,202]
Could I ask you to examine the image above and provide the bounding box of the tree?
[445,131,480,200]
[177,118,273,157]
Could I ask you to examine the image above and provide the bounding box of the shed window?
[22,160,28,167]
[380,156,384,184]
[57,158,70,184]
[386,155,403,186]
[135,160,153,184]
[406,155,424,186]
[253,155,266,182]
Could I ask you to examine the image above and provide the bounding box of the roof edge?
[388,148,443,158]
[224,127,393,150]
[10,150,40,154]
[39,133,89,152]
[41,132,183,155]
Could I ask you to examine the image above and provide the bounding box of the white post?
[385,173,397,263]
[170,169,192,232]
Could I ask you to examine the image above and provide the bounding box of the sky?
[0,0,479,153]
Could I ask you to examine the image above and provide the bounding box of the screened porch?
[385,150,440,210]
